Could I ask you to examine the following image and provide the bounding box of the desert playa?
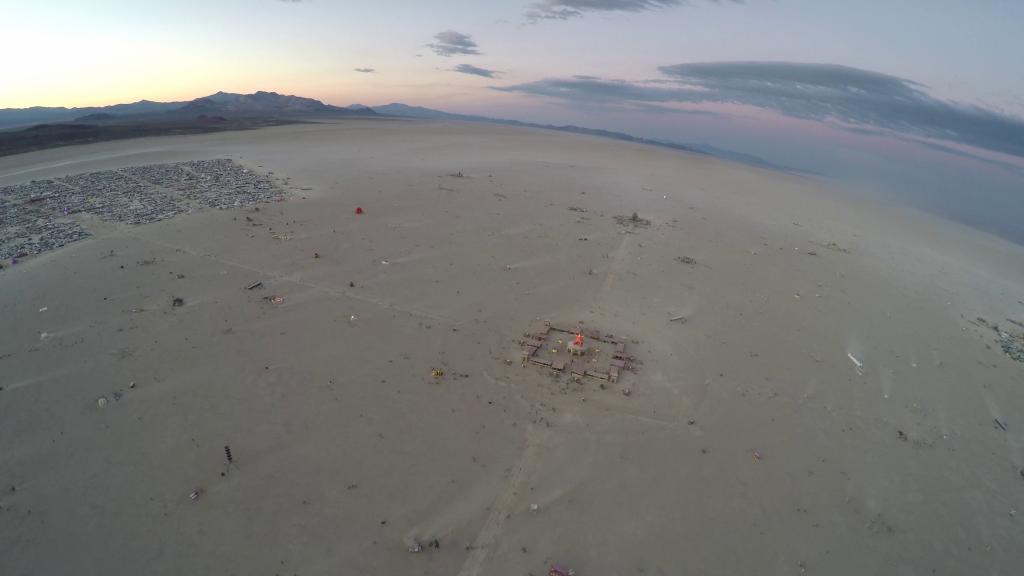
[2,119,1024,575]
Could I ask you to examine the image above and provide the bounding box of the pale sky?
[3,0,1023,113]
[3,0,1023,241]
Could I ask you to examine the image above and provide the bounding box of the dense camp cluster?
[122,159,284,209]
[0,159,284,261]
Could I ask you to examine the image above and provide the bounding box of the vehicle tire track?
[124,232,459,325]
[456,425,547,576]
[600,233,632,296]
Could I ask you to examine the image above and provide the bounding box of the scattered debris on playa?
[0,159,285,261]
[613,212,650,228]
[974,317,1024,363]
[822,241,851,254]
[847,352,865,375]
[407,538,440,554]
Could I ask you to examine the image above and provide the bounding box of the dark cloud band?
[453,64,500,78]
[428,30,481,57]
[525,0,737,22]
[496,61,1024,158]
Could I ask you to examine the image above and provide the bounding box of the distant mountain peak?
[183,91,336,115]
[73,112,116,123]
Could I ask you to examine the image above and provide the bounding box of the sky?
[3,0,1024,241]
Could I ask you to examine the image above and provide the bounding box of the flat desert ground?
[2,119,1024,576]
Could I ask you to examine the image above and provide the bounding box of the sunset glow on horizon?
[4,0,1023,241]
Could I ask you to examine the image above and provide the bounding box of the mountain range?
[0,92,799,172]
[0,91,375,130]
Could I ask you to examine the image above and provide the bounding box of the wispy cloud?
[428,30,481,57]
[496,61,1024,158]
[524,0,737,23]
[452,64,500,78]
[496,76,688,103]
[354,68,376,73]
